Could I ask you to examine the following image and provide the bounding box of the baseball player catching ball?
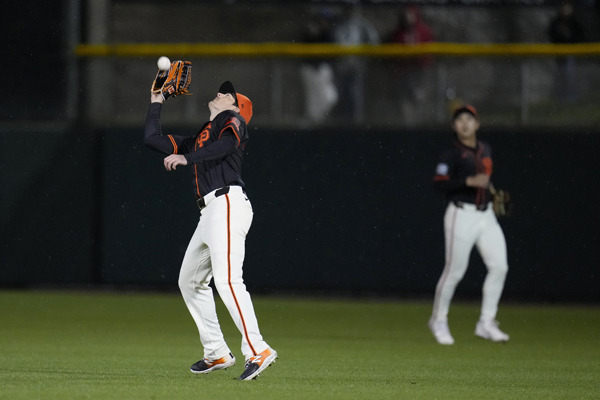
[428,105,509,345]
[144,78,277,380]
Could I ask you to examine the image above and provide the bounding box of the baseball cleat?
[190,352,236,374]
[475,320,510,342]
[239,348,278,381]
[428,318,455,345]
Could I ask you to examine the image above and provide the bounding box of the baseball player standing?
[144,80,277,380]
[428,105,509,345]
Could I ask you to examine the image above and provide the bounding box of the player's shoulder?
[441,140,461,155]
[215,110,245,123]
[477,139,492,153]
[215,110,247,129]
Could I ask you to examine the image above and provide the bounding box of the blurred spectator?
[386,6,435,125]
[548,1,585,103]
[388,6,434,52]
[299,8,338,125]
[333,4,380,124]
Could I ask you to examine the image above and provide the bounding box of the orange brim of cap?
[236,93,253,123]
[452,104,478,120]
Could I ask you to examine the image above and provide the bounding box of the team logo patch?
[226,117,241,130]
[436,163,449,175]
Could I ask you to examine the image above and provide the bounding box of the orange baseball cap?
[236,93,253,124]
[452,104,478,120]
[218,81,253,124]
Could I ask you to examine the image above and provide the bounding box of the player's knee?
[178,271,197,293]
[213,276,245,295]
[213,276,232,291]
[213,280,234,299]
[445,270,467,285]
[488,262,508,278]
[178,274,190,294]
[497,263,509,276]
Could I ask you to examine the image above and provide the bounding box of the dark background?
[2,126,599,303]
[2,0,599,303]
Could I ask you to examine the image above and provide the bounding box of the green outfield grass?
[0,290,598,400]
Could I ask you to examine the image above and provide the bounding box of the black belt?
[196,186,231,210]
[453,200,488,211]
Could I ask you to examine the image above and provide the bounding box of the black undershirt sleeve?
[144,102,176,154]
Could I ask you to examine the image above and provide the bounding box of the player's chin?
[208,100,219,112]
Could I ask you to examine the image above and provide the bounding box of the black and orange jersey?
[433,139,493,208]
[144,103,248,199]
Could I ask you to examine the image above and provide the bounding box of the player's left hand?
[164,154,188,171]
[150,92,164,104]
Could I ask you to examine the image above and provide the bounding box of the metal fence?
[8,0,600,129]
[75,43,600,129]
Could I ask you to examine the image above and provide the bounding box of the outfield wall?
[2,127,599,303]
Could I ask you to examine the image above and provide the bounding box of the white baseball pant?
[178,186,270,360]
[432,202,509,323]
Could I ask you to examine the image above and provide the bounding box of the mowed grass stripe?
[0,291,598,400]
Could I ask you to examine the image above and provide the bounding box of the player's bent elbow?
[143,137,157,149]
[144,137,167,154]
[177,275,189,294]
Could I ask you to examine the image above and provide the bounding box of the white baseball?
[157,56,171,71]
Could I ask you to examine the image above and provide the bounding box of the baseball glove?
[489,184,512,217]
[151,60,192,101]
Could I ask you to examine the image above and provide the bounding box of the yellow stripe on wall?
[75,42,600,58]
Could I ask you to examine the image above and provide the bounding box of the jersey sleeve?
[219,115,244,144]
[143,102,191,155]
[433,148,465,193]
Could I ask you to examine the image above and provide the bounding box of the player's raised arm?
[143,101,178,155]
[144,60,193,155]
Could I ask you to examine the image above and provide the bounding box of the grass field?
[0,290,598,400]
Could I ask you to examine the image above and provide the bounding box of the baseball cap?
[235,93,253,123]
[218,81,253,123]
[452,104,478,120]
